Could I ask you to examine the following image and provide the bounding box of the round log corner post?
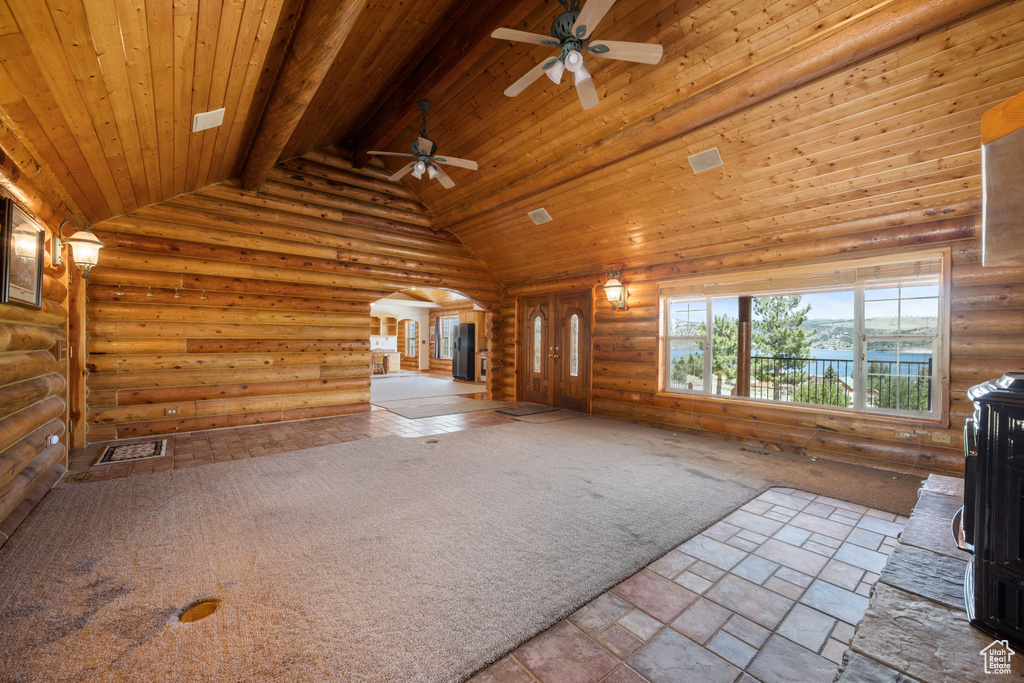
[239,0,370,191]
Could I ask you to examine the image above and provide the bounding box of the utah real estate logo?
[980,640,1015,675]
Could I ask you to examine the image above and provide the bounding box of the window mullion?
[663,298,672,390]
[704,296,713,395]
[854,281,865,412]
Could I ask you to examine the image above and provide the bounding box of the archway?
[369,287,495,388]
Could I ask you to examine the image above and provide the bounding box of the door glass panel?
[533,316,542,373]
[569,314,579,377]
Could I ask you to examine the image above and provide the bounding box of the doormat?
[95,439,167,465]
[494,403,561,417]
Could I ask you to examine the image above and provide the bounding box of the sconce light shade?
[66,230,104,271]
[54,214,104,279]
[602,266,627,310]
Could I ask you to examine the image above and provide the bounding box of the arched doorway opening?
[369,287,494,390]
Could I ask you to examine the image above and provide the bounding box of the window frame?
[657,250,951,426]
[405,320,417,358]
[439,315,458,360]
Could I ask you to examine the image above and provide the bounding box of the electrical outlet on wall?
[165,407,179,416]
[932,433,952,444]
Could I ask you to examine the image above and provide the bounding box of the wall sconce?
[53,213,105,279]
[602,266,627,310]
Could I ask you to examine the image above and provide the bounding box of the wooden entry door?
[520,291,591,411]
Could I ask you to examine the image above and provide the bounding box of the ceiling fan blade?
[589,40,663,65]
[433,156,478,171]
[388,163,415,182]
[575,77,600,110]
[416,137,435,156]
[433,165,455,189]
[492,27,559,47]
[504,59,549,97]
[369,151,415,158]
[572,0,617,40]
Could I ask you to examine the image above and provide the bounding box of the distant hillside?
[796,317,937,350]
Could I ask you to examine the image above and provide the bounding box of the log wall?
[85,152,502,441]
[505,213,1023,474]
[0,218,68,543]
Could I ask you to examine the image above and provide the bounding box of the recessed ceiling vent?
[687,147,724,174]
[528,208,552,225]
[192,108,225,133]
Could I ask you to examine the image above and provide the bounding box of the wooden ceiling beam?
[435,0,1006,231]
[239,0,369,191]
[350,0,538,169]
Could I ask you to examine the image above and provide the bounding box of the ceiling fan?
[367,100,478,189]
[492,0,663,110]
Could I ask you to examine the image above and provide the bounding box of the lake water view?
[670,348,934,380]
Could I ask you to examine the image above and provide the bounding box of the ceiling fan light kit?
[493,0,664,110]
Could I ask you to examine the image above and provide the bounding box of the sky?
[712,288,938,321]
[710,292,853,320]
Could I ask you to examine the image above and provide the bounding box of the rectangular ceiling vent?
[192,108,226,133]
[687,147,724,174]
[527,208,553,225]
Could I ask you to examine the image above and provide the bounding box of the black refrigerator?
[452,323,475,381]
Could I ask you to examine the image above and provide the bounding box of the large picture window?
[660,251,949,421]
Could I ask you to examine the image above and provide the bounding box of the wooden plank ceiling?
[0,0,1021,286]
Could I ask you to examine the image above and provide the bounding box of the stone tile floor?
[67,398,511,482]
[471,488,907,683]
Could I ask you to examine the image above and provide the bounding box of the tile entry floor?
[67,401,512,481]
[471,488,906,683]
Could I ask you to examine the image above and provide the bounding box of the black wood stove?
[959,372,1024,647]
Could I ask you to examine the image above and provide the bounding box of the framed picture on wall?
[1,197,45,309]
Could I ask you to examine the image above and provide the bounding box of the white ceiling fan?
[367,100,478,189]
[492,0,663,110]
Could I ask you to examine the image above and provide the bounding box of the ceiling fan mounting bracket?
[416,100,434,143]
[551,9,581,43]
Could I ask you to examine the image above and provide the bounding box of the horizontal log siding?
[86,152,502,440]
[0,248,68,540]
[506,215,1023,474]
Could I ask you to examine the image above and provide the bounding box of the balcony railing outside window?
[744,355,932,411]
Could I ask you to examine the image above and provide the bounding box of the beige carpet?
[0,417,921,682]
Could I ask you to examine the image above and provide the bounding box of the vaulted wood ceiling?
[0,0,1020,285]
